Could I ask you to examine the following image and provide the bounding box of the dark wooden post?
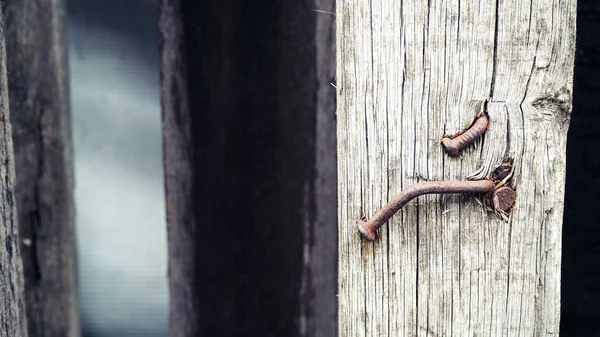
[0,9,28,337]
[3,1,80,336]
[159,0,336,336]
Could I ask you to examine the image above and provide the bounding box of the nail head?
[491,186,516,212]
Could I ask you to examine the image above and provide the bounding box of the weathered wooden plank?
[0,9,28,337]
[159,1,336,336]
[3,1,80,336]
[337,0,576,335]
[307,2,338,336]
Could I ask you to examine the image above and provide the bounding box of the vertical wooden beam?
[307,1,337,336]
[3,1,80,336]
[159,0,336,336]
[337,0,576,335]
[0,9,28,337]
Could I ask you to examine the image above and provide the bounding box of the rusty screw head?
[490,186,516,212]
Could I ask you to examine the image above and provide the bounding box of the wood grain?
[3,0,80,336]
[337,0,575,335]
[0,9,28,337]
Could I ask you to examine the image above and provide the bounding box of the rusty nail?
[441,113,490,156]
[490,186,516,212]
[357,179,495,241]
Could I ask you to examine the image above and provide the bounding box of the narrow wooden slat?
[159,1,337,336]
[3,1,79,336]
[0,8,28,337]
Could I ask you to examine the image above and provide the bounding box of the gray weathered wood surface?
[0,9,28,337]
[337,0,576,335]
[3,0,80,336]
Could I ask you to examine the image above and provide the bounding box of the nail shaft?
[441,114,489,156]
[357,179,495,241]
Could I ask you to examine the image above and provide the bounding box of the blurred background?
[67,1,168,336]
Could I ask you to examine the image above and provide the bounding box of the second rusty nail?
[442,110,490,156]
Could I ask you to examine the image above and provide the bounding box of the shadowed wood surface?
[0,9,28,337]
[337,0,575,335]
[159,0,336,336]
[3,1,80,336]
